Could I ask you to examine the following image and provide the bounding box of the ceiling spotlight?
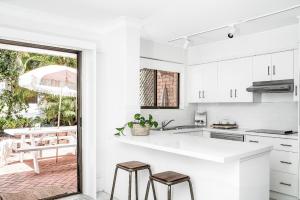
[183,37,191,49]
[227,25,237,39]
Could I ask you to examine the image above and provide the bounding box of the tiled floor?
[0,155,77,194]
[58,192,114,200]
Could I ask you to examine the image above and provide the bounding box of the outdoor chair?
[0,139,13,167]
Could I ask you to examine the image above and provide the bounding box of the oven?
[210,132,244,142]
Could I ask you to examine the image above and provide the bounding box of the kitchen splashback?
[197,102,298,130]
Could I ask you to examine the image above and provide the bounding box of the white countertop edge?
[202,128,298,140]
[116,136,273,163]
[151,127,298,140]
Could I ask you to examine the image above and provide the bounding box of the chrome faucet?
[161,119,175,130]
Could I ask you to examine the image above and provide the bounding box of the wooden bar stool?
[145,171,194,200]
[110,161,157,200]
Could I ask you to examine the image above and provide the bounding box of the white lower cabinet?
[270,191,298,200]
[270,171,298,197]
[245,135,299,198]
[270,151,298,174]
[294,50,299,102]
[245,135,298,153]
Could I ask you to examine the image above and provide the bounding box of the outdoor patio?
[0,153,77,194]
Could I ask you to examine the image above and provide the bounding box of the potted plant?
[115,113,158,136]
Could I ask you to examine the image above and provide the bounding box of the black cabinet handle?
[230,89,233,98]
[249,140,259,143]
[268,66,270,75]
[273,65,276,75]
[280,161,292,165]
[295,85,298,96]
[234,89,237,98]
[280,182,291,187]
[202,90,205,98]
[280,144,292,147]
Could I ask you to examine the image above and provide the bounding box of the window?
[140,68,179,109]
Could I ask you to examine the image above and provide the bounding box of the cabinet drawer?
[270,151,298,174]
[270,171,298,197]
[245,135,298,152]
[270,191,298,200]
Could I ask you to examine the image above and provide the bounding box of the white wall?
[188,24,299,131]
[96,19,142,198]
[140,40,197,126]
[141,39,185,63]
[188,24,298,65]
[197,102,298,130]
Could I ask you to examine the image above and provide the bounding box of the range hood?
[246,79,294,93]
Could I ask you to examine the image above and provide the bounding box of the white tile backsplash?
[197,102,298,131]
[141,104,197,126]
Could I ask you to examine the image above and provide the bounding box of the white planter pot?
[131,124,150,136]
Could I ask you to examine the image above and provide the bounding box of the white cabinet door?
[186,66,202,103]
[232,57,253,102]
[218,60,236,102]
[201,62,219,102]
[253,51,294,82]
[293,50,299,102]
[271,51,294,81]
[218,57,253,102]
[253,54,272,82]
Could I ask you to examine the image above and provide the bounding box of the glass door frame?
[0,39,83,198]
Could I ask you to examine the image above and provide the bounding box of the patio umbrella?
[19,65,77,127]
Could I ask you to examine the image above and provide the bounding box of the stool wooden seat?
[117,161,150,171]
[110,161,157,200]
[151,171,190,185]
[145,171,194,200]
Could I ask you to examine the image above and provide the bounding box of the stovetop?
[246,129,295,135]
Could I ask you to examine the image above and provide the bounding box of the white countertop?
[116,132,272,163]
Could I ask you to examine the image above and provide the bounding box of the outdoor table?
[4,126,77,162]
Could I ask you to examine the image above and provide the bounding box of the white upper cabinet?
[186,63,218,103]
[253,54,272,82]
[294,50,299,102]
[187,50,294,104]
[253,50,294,82]
[218,57,253,102]
[271,51,294,80]
[200,63,219,102]
[186,66,202,103]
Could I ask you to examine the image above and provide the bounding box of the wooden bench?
[17,143,77,174]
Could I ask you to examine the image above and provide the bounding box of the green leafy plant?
[39,95,76,126]
[115,113,158,136]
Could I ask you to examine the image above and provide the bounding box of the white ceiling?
[1,0,300,46]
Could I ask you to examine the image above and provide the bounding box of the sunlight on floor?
[0,162,33,175]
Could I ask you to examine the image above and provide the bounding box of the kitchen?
[118,12,299,200]
[2,1,300,200]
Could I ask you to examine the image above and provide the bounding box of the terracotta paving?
[0,155,77,194]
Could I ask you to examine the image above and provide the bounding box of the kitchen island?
[116,132,273,200]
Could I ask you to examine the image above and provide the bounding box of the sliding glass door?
[0,40,81,199]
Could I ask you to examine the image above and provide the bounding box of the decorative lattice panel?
[140,69,155,107]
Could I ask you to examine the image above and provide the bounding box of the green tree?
[0,49,77,127]
[0,49,28,118]
[39,95,76,126]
